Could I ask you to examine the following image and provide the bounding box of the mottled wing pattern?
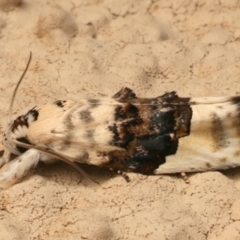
[14,87,192,174]
[155,96,240,174]
[100,88,192,174]
[2,87,240,189]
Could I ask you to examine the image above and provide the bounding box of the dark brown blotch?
[108,124,133,147]
[138,133,178,156]
[64,114,74,129]
[85,130,95,147]
[114,104,138,120]
[86,129,94,139]
[88,99,100,108]
[206,162,212,168]
[61,134,73,150]
[0,150,4,157]
[234,150,240,156]
[226,112,232,118]
[231,96,240,105]
[220,157,227,163]
[79,109,93,122]
[55,100,66,108]
[211,112,228,150]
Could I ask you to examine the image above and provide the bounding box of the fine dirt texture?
[1,1,240,240]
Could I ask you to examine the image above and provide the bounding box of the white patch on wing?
[27,112,37,123]
[155,100,240,174]
[190,96,232,104]
[12,125,28,139]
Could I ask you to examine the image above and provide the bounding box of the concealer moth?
[1,53,240,188]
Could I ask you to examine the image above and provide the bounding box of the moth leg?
[180,172,190,184]
[0,150,11,168]
[0,149,40,189]
[112,87,136,99]
[117,170,131,182]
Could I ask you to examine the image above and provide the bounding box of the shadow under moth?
[1,53,240,188]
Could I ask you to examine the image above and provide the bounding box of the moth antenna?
[13,140,100,185]
[8,52,32,124]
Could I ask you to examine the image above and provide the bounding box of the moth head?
[2,107,39,155]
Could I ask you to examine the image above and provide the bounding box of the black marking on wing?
[159,91,179,102]
[100,148,165,174]
[27,107,39,121]
[102,91,192,174]
[108,123,134,147]
[55,100,67,108]
[109,102,142,147]
[12,107,39,132]
[149,107,175,134]
[114,103,139,121]
[138,134,178,155]
[12,116,29,132]
[16,137,32,153]
[10,108,39,154]
[0,150,4,157]
[231,96,240,104]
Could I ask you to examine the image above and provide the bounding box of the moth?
[1,53,240,188]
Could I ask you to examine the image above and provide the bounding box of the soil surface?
[1,1,240,239]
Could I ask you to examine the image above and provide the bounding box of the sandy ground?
[1,0,240,239]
